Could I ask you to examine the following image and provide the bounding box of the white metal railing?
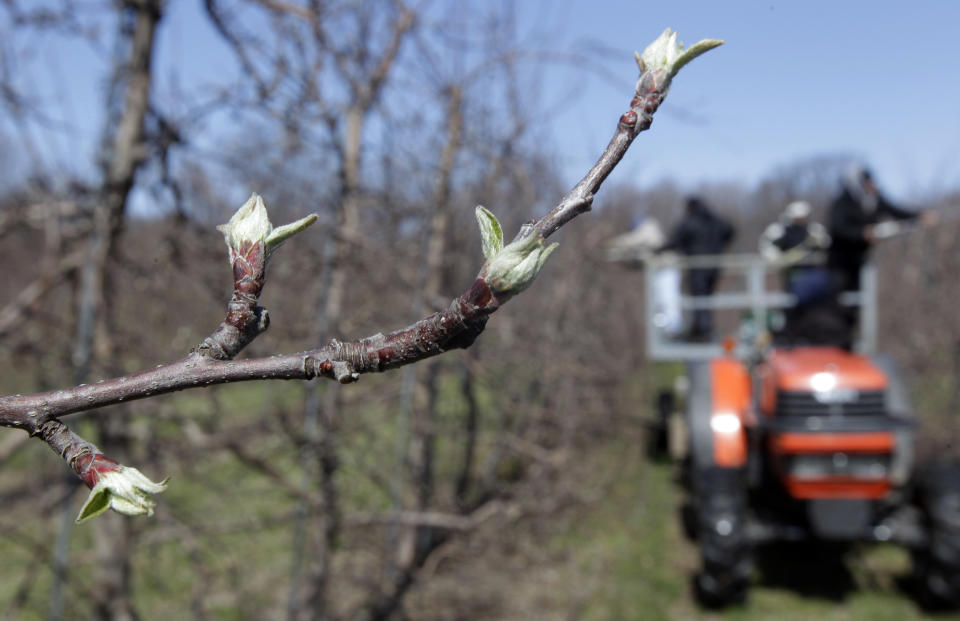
[642,253,877,361]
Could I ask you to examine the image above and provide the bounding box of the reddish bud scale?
[72,453,95,479]
[235,276,261,296]
[234,239,262,264]
[619,110,638,127]
[232,240,265,274]
[319,360,334,375]
[464,278,492,308]
[244,241,264,266]
[232,259,248,283]
[74,453,121,489]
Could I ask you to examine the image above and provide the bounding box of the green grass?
[569,444,698,621]
[5,369,960,619]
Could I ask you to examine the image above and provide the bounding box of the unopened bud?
[76,461,169,523]
[475,206,558,294]
[634,28,723,86]
[217,193,317,263]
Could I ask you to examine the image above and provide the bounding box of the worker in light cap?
[760,200,833,343]
[760,200,830,266]
[786,200,809,219]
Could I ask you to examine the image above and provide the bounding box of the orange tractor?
[637,254,960,607]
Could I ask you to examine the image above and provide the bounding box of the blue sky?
[3,1,958,206]
[532,1,960,202]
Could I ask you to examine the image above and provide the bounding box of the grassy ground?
[3,374,960,619]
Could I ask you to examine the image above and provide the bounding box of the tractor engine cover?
[759,347,912,503]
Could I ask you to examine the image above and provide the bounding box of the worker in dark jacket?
[827,164,921,292]
[660,196,735,340]
[825,164,935,348]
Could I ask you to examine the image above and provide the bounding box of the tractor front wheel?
[914,462,960,609]
[693,467,752,607]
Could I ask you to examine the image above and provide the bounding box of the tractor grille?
[776,390,885,417]
[780,452,892,480]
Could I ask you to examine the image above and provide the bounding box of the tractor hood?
[768,347,888,393]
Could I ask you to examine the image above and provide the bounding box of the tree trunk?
[49,3,161,620]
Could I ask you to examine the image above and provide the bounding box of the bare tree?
[55,2,163,620]
[204,3,418,617]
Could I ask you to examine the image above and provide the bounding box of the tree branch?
[0,274,497,430]
[0,34,719,427]
[0,29,723,521]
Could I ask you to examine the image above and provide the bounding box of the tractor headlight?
[810,372,837,393]
[710,412,741,434]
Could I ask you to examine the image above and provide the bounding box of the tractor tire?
[646,389,673,459]
[693,467,752,608]
[914,462,960,609]
[680,500,698,541]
